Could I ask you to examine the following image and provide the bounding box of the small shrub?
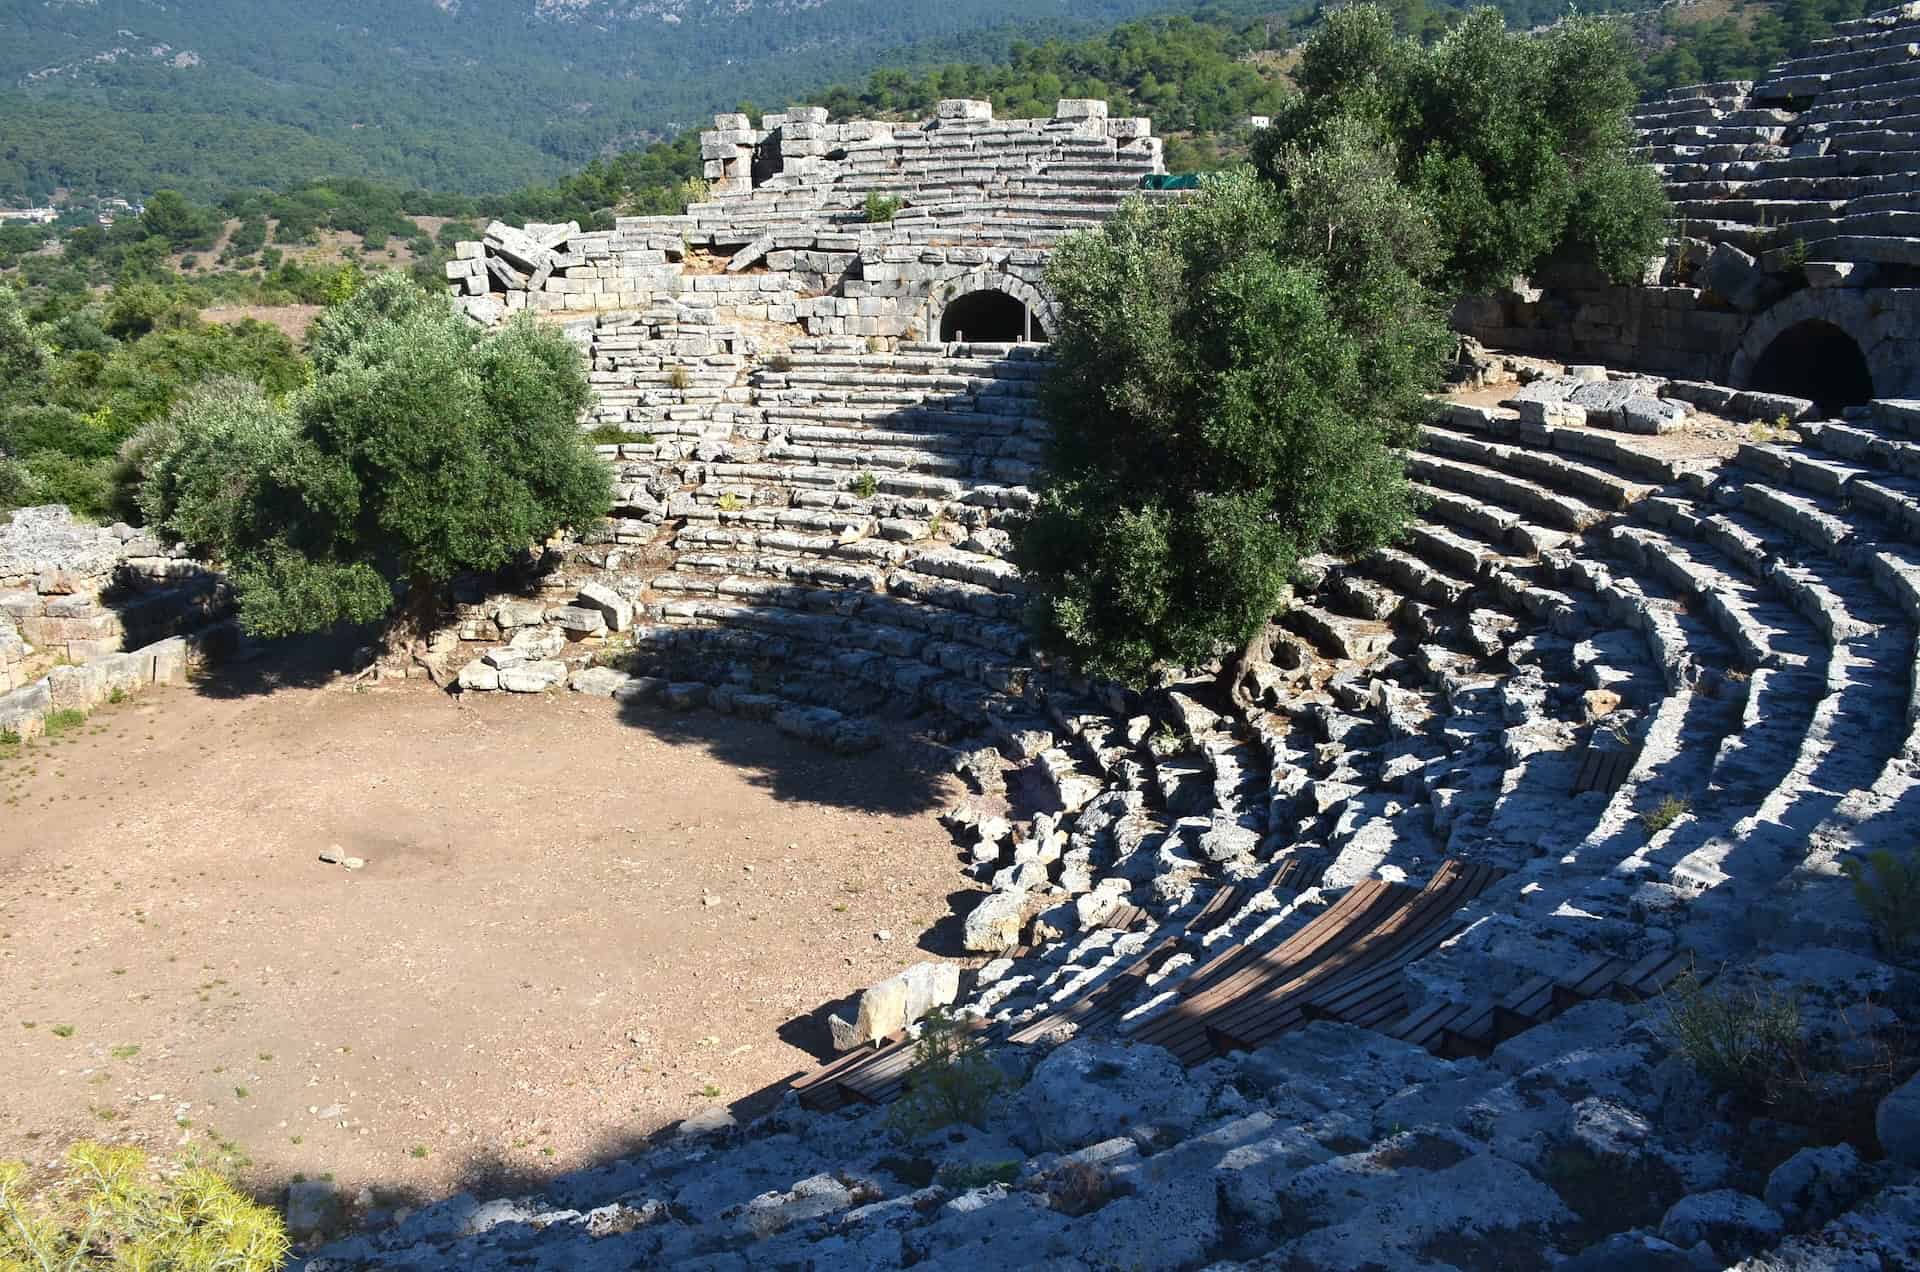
[0,1141,288,1270]
[764,353,794,373]
[925,511,946,538]
[42,708,86,740]
[852,471,879,500]
[49,1024,74,1038]
[864,193,903,224]
[667,366,693,391]
[937,1159,1020,1190]
[885,1008,1005,1137]
[1662,970,1802,1102]
[716,491,742,513]
[1841,849,1920,958]
[1147,723,1185,757]
[1641,794,1690,836]
[407,1145,428,1160]
[1045,1160,1113,1216]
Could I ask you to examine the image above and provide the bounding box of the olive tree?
[131,275,610,639]
[1259,4,1669,295]
[1018,126,1451,689]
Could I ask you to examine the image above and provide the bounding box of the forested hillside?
[0,0,1186,200]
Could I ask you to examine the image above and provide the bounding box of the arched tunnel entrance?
[1746,319,1874,414]
[940,289,1045,343]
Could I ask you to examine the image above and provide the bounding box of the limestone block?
[827,961,960,1051]
[493,600,546,629]
[566,666,635,697]
[47,662,107,712]
[457,660,500,691]
[141,636,188,685]
[35,569,83,595]
[0,677,50,738]
[1055,98,1108,120]
[552,605,607,637]
[497,660,567,693]
[509,626,567,657]
[962,888,1030,952]
[1016,1040,1206,1153]
[937,98,993,121]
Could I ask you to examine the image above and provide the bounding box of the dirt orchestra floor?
[0,664,970,1207]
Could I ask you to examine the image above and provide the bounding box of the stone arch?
[1729,289,1884,405]
[1747,318,1875,413]
[914,270,1057,344]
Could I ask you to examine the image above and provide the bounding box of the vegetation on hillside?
[1636,0,1878,93]
[0,0,1193,201]
[128,276,611,639]
[0,280,305,522]
[1019,5,1665,686]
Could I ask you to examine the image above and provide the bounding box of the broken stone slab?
[497,660,567,693]
[483,221,557,274]
[1700,241,1778,312]
[568,666,637,698]
[575,581,633,632]
[283,1179,341,1236]
[827,961,960,1051]
[480,646,528,670]
[551,605,607,637]
[1726,389,1818,423]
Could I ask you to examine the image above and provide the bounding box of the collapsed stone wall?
[1456,3,1920,400]
[444,98,1162,342]
[0,504,227,736]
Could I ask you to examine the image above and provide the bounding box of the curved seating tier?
[1638,8,1920,269]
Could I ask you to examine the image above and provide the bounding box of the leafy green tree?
[132,276,611,639]
[0,286,47,407]
[140,189,220,252]
[1018,135,1449,688]
[1259,4,1667,294]
[126,378,296,551]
